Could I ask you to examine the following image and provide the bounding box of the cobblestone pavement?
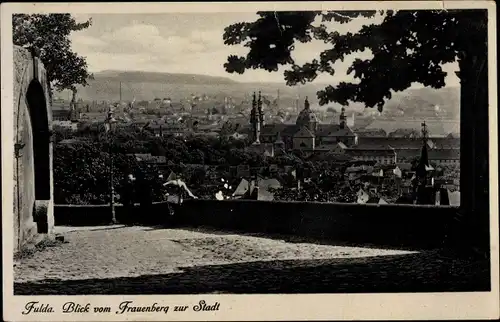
[14,226,490,294]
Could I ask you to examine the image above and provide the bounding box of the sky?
[70,12,460,86]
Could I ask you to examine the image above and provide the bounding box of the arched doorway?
[26,80,51,202]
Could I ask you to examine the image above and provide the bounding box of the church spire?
[412,120,436,204]
[416,121,430,178]
[421,121,429,143]
[250,92,257,140]
[257,91,264,126]
[340,107,347,129]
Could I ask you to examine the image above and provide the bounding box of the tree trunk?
[71,88,77,105]
[457,42,489,256]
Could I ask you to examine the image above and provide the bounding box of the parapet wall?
[54,200,458,250]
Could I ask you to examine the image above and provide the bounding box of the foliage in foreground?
[13,14,93,100]
[223,10,486,110]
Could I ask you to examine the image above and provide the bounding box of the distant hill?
[56,70,334,103]
[362,87,460,135]
[57,70,460,121]
[383,87,460,119]
[94,70,239,85]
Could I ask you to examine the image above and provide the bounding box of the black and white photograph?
[2,1,498,321]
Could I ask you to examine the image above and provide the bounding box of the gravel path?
[14,226,490,294]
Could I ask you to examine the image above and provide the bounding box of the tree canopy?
[223,10,487,111]
[13,14,93,98]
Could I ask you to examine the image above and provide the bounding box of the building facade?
[344,147,398,164]
[248,96,358,152]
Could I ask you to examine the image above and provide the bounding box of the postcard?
[1,1,499,321]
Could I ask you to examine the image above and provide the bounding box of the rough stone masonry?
[13,45,55,252]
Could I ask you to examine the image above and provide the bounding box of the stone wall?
[54,201,458,250]
[13,46,54,252]
[177,200,457,249]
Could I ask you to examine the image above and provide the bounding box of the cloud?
[81,52,165,73]
[189,29,224,49]
[71,22,226,72]
[98,23,204,56]
[70,13,460,86]
[71,34,107,52]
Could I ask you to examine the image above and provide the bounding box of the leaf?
[223,9,487,111]
[13,14,92,94]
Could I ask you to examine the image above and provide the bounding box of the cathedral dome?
[295,97,318,127]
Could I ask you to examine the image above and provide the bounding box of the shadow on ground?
[143,225,442,252]
[14,250,490,295]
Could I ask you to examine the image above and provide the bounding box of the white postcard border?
[2,1,499,321]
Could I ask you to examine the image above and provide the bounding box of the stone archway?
[26,80,51,201]
[26,80,52,234]
[13,46,54,252]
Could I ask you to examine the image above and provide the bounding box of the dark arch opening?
[26,80,51,201]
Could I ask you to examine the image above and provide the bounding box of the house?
[257,177,282,191]
[52,100,71,121]
[316,120,358,146]
[428,149,460,165]
[293,126,316,150]
[147,123,186,137]
[330,142,348,154]
[365,119,460,137]
[51,100,81,122]
[232,178,250,199]
[53,120,78,131]
[355,129,387,137]
[128,153,168,171]
[247,142,275,157]
[330,139,398,165]
[356,136,423,150]
[345,148,397,165]
[354,136,458,163]
[446,189,460,206]
[431,138,460,149]
[356,189,388,204]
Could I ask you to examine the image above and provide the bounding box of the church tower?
[250,92,258,142]
[416,121,430,177]
[257,91,264,127]
[413,121,436,204]
[69,101,80,123]
[274,131,285,155]
[339,107,347,129]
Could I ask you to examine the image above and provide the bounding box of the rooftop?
[428,149,460,160]
[346,148,396,157]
